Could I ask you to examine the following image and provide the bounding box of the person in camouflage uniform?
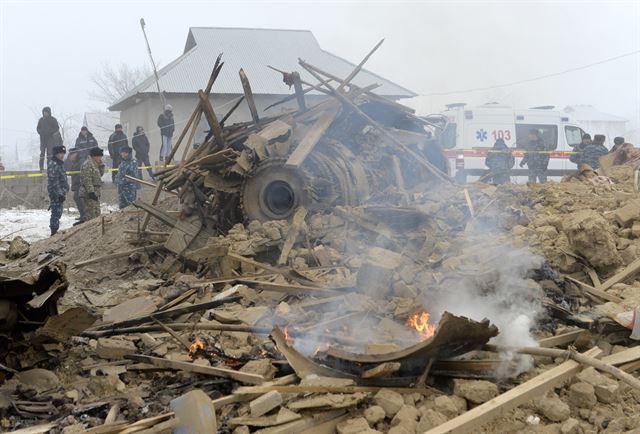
[519,129,550,183]
[80,147,105,221]
[114,145,140,209]
[580,134,608,170]
[47,145,69,236]
[484,138,515,184]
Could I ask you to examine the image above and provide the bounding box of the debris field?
[2,50,640,434]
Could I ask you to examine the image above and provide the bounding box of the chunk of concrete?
[390,404,419,433]
[567,382,597,409]
[560,418,581,434]
[434,395,459,418]
[535,395,570,422]
[453,379,499,404]
[364,405,386,425]
[614,199,640,227]
[374,389,405,417]
[417,409,448,432]
[16,368,59,393]
[250,390,282,417]
[170,389,217,434]
[96,338,136,360]
[576,367,619,404]
[336,417,371,434]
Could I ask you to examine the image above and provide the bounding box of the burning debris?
[2,47,640,434]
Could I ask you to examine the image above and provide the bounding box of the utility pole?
[140,18,166,110]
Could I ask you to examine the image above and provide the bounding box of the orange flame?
[189,338,204,355]
[284,325,294,343]
[406,311,437,340]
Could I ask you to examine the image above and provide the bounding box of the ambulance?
[430,103,589,182]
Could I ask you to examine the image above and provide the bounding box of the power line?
[419,49,640,97]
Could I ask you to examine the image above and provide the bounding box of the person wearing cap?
[107,124,128,182]
[612,136,626,153]
[47,145,69,236]
[65,148,85,223]
[570,133,592,168]
[114,145,140,209]
[484,138,514,184]
[132,126,154,178]
[157,104,175,162]
[80,147,106,221]
[75,126,98,162]
[36,106,60,172]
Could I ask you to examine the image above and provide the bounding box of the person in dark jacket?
[36,106,60,172]
[484,138,515,184]
[157,105,175,161]
[75,126,98,161]
[107,124,128,182]
[581,135,608,169]
[569,133,591,168]
[520,129,550,183]
[65,148,85,223]
[47,145,69,236]
[132,126,154,178]
[612,136,625,151]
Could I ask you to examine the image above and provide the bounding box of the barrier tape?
[0,164,176,180]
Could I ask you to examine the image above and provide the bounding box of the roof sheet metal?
[110,27,415,109]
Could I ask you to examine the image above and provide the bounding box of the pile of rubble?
[2,48,640,434]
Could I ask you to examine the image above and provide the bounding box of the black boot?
[50,228,58,236]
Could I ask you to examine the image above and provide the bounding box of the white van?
[429,103,589,182]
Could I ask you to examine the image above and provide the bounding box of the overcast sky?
[1,0,639,166]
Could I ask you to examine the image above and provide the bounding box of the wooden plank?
[235,385,435,395]
[292,71,307,111]
[601,345,640,366]
[239,68,260,126]
[278,207,308,264]
[538,329,590,348]
[197,90,226,148]
[74,244,163,268]
[127,354,265,385]
[336,38,384,92]
[564,275,623,303]
[586,267,601,287]
[424,347,603,434]
[285,110,337,168]
[598,256,640,291]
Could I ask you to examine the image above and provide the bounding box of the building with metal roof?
[108,27,416,163]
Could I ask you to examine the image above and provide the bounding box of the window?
[439,123,457,149]
[515,124,558,149]
[565,125,586,147]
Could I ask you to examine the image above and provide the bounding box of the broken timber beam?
[126,354,265,384]
[285,111,337,168]
[239,68,260,126]
[299,59,453,184]
[74,244,164,268]
[598,256,640,292]
[423,347,603,434]
[563,275,623,303]
[197,90,227,148]
[277,207,308,264]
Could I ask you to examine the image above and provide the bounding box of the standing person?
[36,106,60,172]
[581,135,609,170]
[75,126,98,161]
[47,145,69,236]
[484,138,515,184]
[80,147,105,222]
[64,148,85,223]
[114,145,140,209]
[157,105,175,162]
[570,134,591,168]
[519,129,550,183]
[131,126,154,178]
[612,136,625,152]
[107,124,128,182]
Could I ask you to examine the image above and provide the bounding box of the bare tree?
[89,62,152,105]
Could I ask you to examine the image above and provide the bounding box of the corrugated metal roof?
[564,105,627,123]
[110,27,416,110]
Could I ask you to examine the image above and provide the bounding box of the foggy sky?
[1,0,639,166]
